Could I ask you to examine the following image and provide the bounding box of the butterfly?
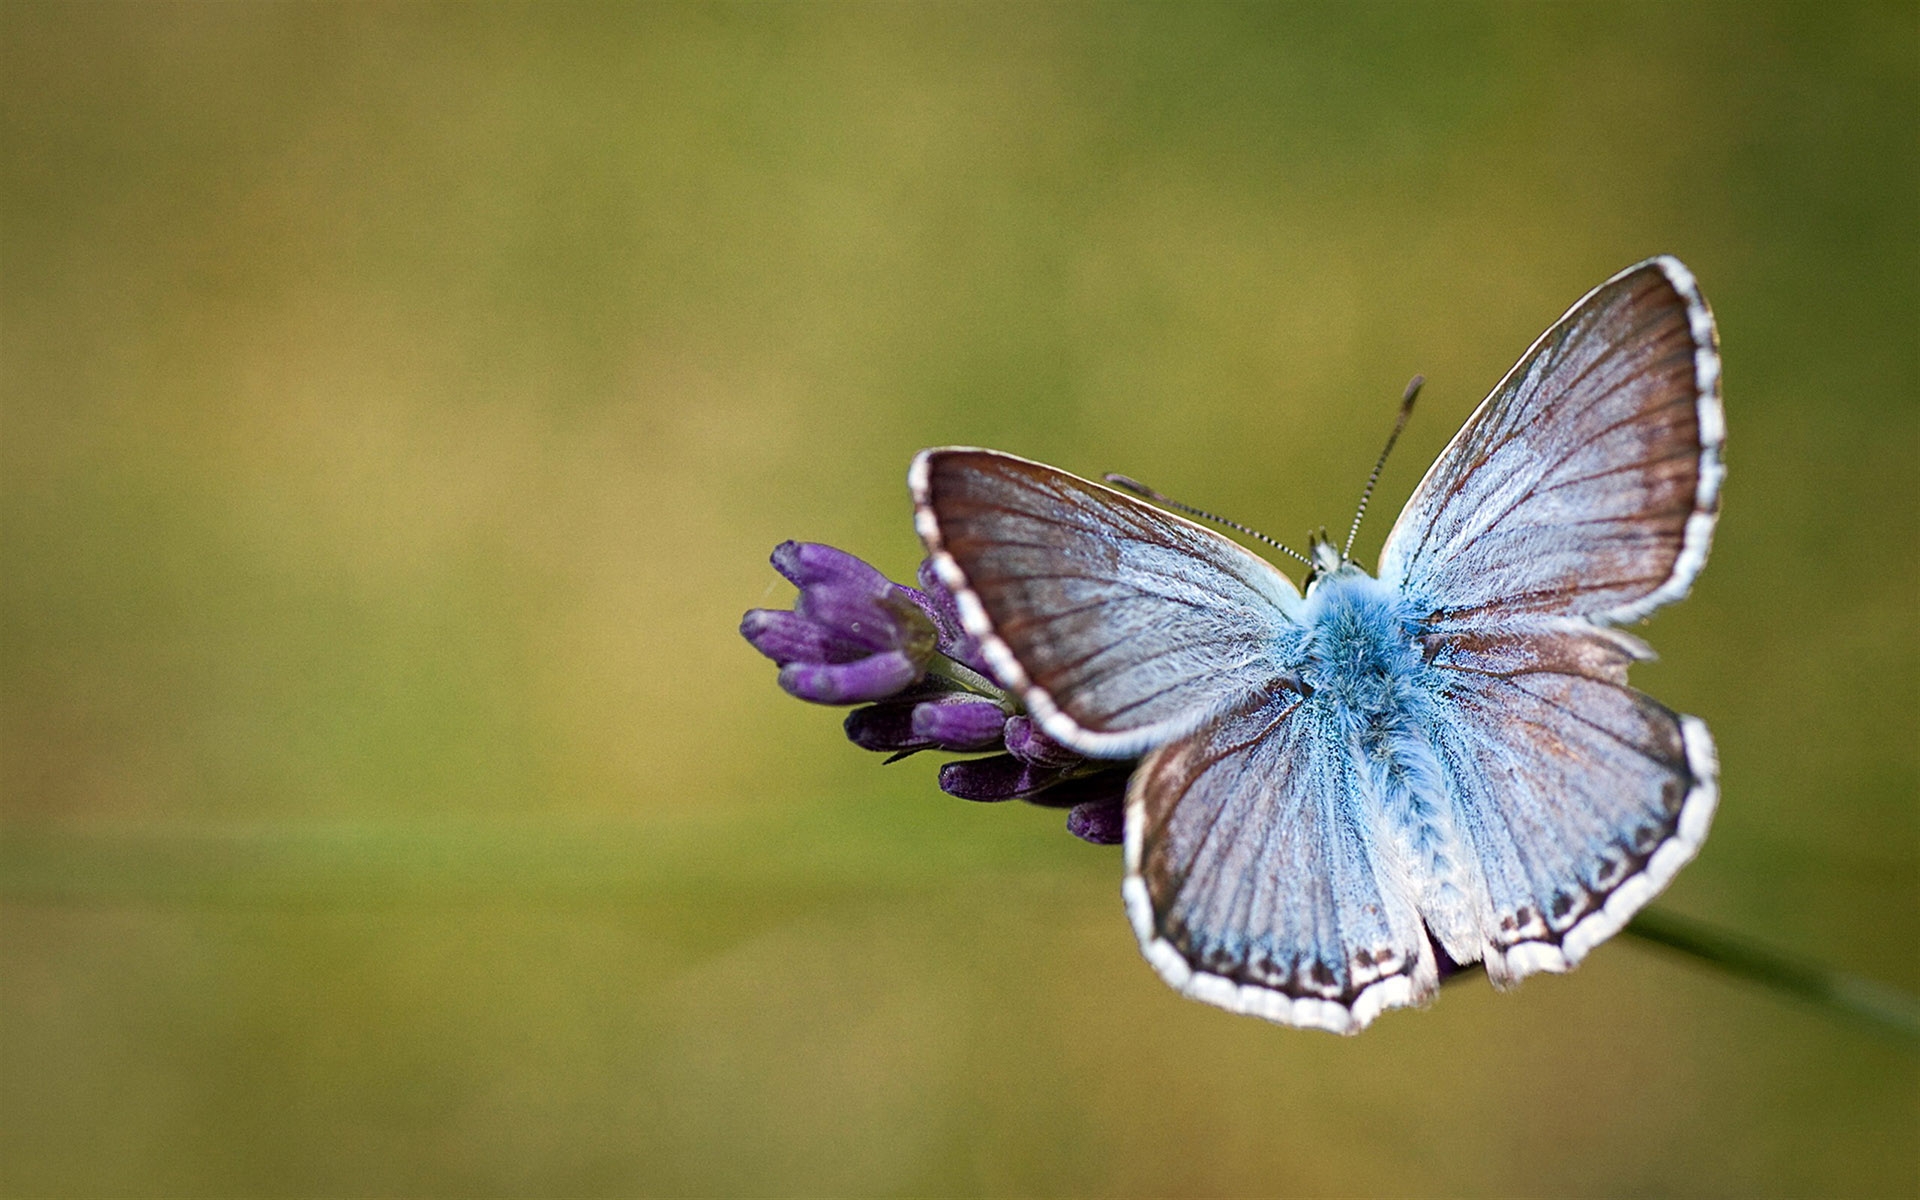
[909,256,1723,1033]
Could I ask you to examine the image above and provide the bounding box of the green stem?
[922,653,1013,704]
[1625,909,1920,1043]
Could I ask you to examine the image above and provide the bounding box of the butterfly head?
[1304,529,1360,592]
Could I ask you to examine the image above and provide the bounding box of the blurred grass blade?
[1627,909,1920,1044]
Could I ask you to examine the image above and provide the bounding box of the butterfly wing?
[1423,624,1718,979]
[911,448,1302,758]
[1378,256,1724,980]
[1125,688,1434,1033]
[1378,256,1723,627]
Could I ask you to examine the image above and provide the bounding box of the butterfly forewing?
[911,449,1302,758]
[1379,257,1723,627]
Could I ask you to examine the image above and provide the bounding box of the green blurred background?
[3,3,1914,1196]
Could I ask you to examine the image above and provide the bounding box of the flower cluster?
[740,541,1130,844]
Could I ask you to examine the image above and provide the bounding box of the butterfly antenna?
[1104,473,1314,567]
[1340,374,1423,562]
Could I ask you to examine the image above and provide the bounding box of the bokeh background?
[4,3,1915,1196]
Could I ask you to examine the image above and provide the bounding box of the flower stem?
[922,653,1010,703]
[1625,908,1920,1043]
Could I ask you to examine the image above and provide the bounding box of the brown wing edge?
[911,448,1110,754]
[1605,257,1725,625]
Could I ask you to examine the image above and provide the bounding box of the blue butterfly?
[910,257,1724,1033]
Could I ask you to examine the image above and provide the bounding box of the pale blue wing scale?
[1424,625,1719,979]
[911,448,1303,758]
[1378,256,1723,628]
[1123,689,1434,1034]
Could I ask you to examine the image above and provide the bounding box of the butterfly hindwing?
[1423,624,1718,979]
[1379,256,1723,628]
[911,448,1302,758]
[1125,688,1433,1033]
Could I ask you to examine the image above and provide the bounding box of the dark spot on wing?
[1660,775,1687,815]
[1594,853,1626,888]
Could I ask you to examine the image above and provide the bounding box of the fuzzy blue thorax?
[1288,564,1427,717]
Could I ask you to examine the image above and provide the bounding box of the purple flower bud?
[910,696,1008,750]
[739,609,872,665]
[1067,799,1126,845]
[914,558,993,676]
[746,543,953,709]
[937,755,1065,802]
[771,541,893,595]
[778,651,921,705]
[1003,716,1083,769]
[795,584,933,657]
[843,700,932,753]
[913,558,963,632]
[1022,766,1128,808]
